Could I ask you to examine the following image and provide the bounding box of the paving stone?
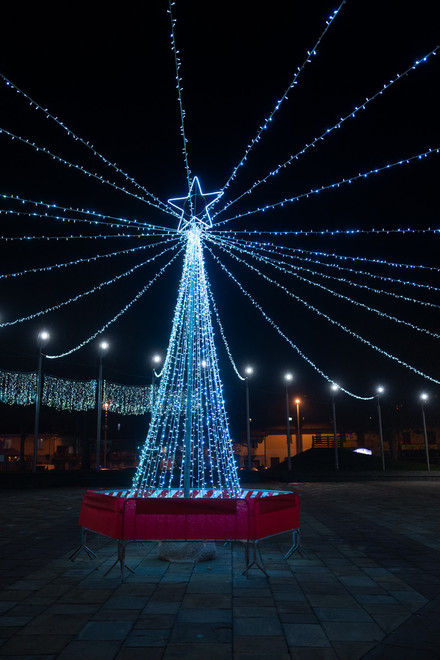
[170,621,232,643]
[321,621,383,642]
[283,623,331,647]
[123,628,171,646]
[162,642,232,659]
[57,639,120,659]
[76,620,134,641]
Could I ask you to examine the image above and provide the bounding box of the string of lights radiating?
[0,127,179,219]
[214,0,347,203]
[1,193,176,233]
[220,237,440,310]
[168,0,193,216]
[0,238,179,282]
[211,227,440,238]
[214,147,439,226]
[0,74,176,218]
[213,46,439,219]
[208,235,440,339]
[246,243,440,295]
[206,244,440,390]
[46,246,184,359]
[0,240,182,329]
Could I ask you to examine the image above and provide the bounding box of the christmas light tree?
[131,178,240,496]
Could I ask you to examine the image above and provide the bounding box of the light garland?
[42,375,97,411]
[1,240,182,329]
[46,246,184,358]
[103,381,152,416]
[214,147,440,226]
[0,73,177,218]
[215,1,347,202]
[214,46,439,219]
[0,369,36,406]
[209,236,440,339]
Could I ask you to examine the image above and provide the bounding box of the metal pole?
[246,377,251,470]
[285,385,292,471]
[96,356,103,471]
[332,394,339,470]
[421,403,431,471]
[296,401,302,454]
[33,349,43,472]
[183,249,196,497]
[103,403,108,469]
[377,396,385,471]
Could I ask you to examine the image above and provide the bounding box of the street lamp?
[420,393,430,471]
[103,401,109,469]
[245,366,253,470]
[33,330,50,472]
[96,340,109,471]
[295,397,302,455]
[151,353,162,412]
[331,384,339,470]
[284,373,293,471]
[376,385,385,471]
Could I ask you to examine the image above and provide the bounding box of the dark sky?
[0,0,439,435]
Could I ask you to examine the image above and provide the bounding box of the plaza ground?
[1,479,440,659]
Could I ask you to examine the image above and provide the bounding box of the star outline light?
[168,176,223,232]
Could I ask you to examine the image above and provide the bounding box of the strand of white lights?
[168,1,193,214]
[1,193,176,232]
[223,238,440,309]
[0,127,178,218]
[211,227,440,237]
[131,226,240,494]
[46,247,184,359]
[214,147,440,226]
[215,0,346,203]
[0,238,178,281]
[0,241,182,328]
[205,246,374,400]
[0,73,177,217]
[272,249,440,294]
[0,230,175,242]
[207,244,440,386]
[205,277,245,381]
[212,237,440,338]
[214,46,439,218]
[0,207,171,235]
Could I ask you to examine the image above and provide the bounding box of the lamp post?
[295,398,302,454]
[245,366,253,470]
[331,384,339,470]
[420,393,430,471]
[33,330,49,472]
[96,340,109,471]
[103,401,109,469]
[376,386,385,471]
[151,353,162,413]
[284,373,293,471]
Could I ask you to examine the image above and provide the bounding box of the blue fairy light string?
[168,1,193,214]
[0,127,179,218]
[0,241,182,328]
[1,193,177,233]
[215,1,347,203]
[0,73,176,218]
[214,147,440,226]
[46,246,184,359]
[207,245,440,390]
[221,237,440,309]
[209,236,440,339]
[0,237,179,281]
[214,46,439,219]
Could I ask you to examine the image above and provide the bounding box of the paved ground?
[1,480,440,659]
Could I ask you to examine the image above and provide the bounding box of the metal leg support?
[283,528,300,560]
[104,540,135,580]
[242,540,269,578]
[69,528,97,561]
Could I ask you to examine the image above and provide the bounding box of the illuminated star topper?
[168,176,223,232]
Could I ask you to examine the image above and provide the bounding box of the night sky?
[0,0,439,437]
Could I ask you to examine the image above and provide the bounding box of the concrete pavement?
[1,480,440,658]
